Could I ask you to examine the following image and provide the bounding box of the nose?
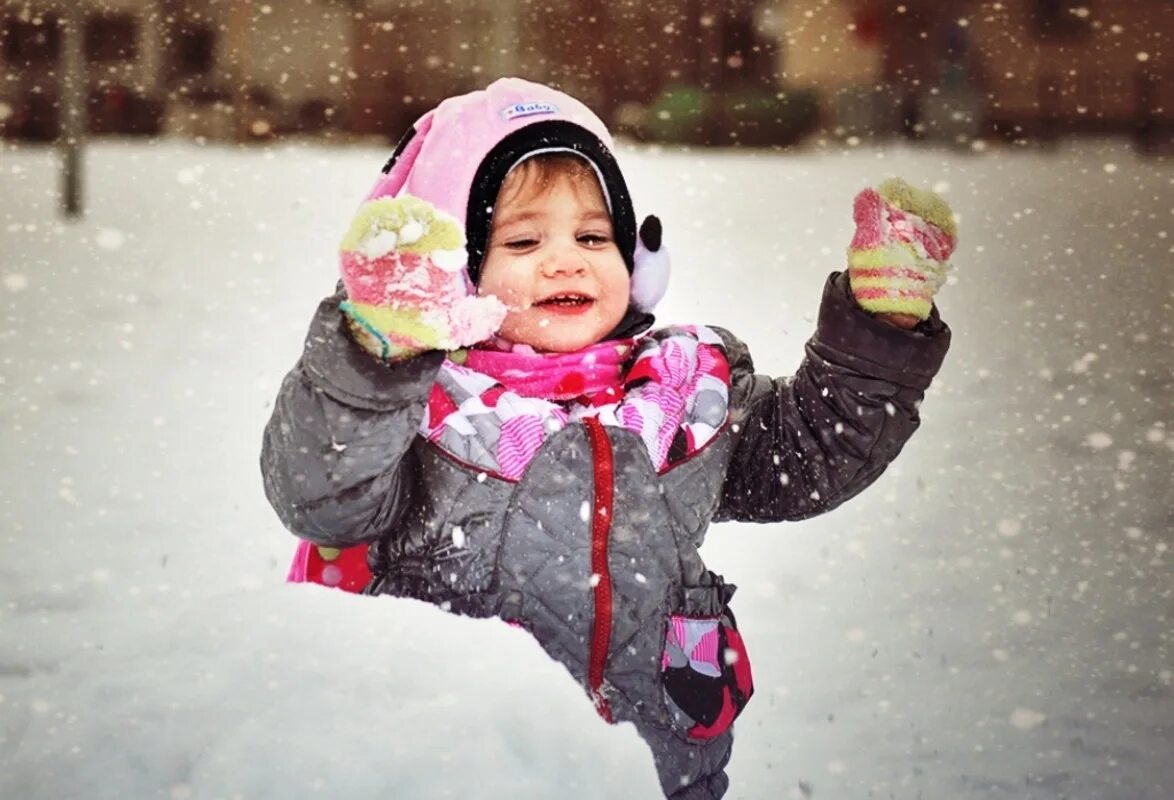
[539,244,588,278]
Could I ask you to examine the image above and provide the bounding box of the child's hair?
[495,154,602,211]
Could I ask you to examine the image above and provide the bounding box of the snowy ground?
[0,135,1170,800]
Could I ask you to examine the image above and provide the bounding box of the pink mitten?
[339,196,506,360]
[847,178,958,321]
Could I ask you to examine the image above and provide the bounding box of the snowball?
[176,166,204,184]
[452,525,466,548]
[430,248,466,273]
[96,228,126,251]
[1009,707,1047,730]
[397,219,424,245]
[997,518,1022,537]
[2,273,29,292]
[359,230,398,260]
[1085,432,1113,449]
[1071,352,1097,374]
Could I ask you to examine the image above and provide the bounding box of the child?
[262,77,954,799]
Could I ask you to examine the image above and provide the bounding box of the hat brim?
[464,120,637,285]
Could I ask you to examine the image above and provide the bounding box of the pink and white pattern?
[849,188,955,263]
[662,616,722,678]
[421,327,730,481]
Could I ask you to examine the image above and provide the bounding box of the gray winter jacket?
[261,271,950,798]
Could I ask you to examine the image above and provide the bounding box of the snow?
[0,591,657,799]
[1,136,1171,799]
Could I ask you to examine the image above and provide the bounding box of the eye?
[502,237,538,251]
[578,233,611,247]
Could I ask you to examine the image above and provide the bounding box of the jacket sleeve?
[260,287,444,547]
[714,271,950,523]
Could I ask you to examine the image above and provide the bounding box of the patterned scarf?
[421,327,731,481]
[463,338,633,402]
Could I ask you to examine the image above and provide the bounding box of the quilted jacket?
[261,271,950,798]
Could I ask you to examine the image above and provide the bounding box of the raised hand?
[339,196,506,359]
[847,178,957,325]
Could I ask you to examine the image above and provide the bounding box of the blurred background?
[1,0,1170,155]
[2,4,1172,799]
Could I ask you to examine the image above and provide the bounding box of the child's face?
[477,167,630,352]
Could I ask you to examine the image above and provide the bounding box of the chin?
[529,334,596,353]
[503,315,613,353]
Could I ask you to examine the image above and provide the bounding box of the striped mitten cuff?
[847,178,957,321]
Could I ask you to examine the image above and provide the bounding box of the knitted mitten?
[847,178,957,321]
[339,196,506,360]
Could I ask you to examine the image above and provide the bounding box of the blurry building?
[0,0,356,141]
[779,0,1170,148]
[350,0,782,138]
[0,0,781,143]
[1,0,1167,148]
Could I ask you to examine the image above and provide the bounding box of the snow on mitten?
[847,177,958,321]
[339,195,507,360]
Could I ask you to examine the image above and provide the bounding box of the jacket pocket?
[660,580,755,741]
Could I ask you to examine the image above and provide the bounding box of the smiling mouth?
[536,293,593,307]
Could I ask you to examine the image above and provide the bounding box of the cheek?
[605,270,631,315]
[478,259,531,305]
[485,284,521,304]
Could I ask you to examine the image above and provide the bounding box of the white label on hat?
[501,102,559,121]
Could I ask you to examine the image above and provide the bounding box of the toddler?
[262,77,955,798]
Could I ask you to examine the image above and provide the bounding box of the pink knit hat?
[358,77,669,312]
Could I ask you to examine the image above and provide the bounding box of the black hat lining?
[463,120,637,285]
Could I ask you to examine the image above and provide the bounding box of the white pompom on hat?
[632,215,670,312]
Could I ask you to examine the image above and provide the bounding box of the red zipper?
[582,417,615,723]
